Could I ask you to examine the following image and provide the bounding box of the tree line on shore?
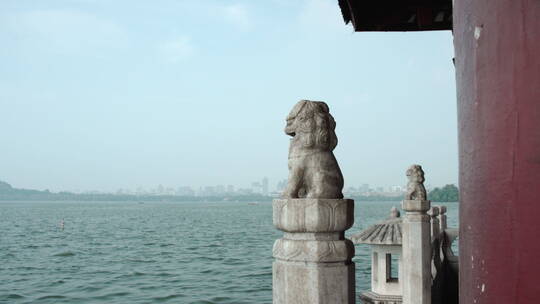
[428,184,459,202]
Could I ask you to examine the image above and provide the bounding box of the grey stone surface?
[273,198,354,232]
[273,198,355,304]
[370,245,402,296]
[389,206,400,218]
[401,200,432,304]
[402,199,431,213]
[401,162,431,304]
[273,261,355,304]
[282,100,344,199]
[359,291,402,304]
[405,165,427,201]
[441,228,459,273]
[350,207,402,245]
[428,207,441,283]
[428,206,440,238]
[353,208,404,303]
[438,205,447,231]
[273,102,353,303]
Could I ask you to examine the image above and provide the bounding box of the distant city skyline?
[0,0,458,193]
[8,176,442,197]
[0,175,447,195]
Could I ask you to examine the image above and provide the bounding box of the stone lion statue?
[405,164,427,201]
[282,100,344,199]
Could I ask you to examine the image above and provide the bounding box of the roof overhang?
[338,0,452,31]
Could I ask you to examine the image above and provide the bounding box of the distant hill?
[0,180,56,200]
[0,180,13,192]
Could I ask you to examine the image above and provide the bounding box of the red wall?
[453,0,540,303]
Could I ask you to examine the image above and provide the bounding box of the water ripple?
[0,200,459,304]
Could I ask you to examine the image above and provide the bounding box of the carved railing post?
[429,205,442,303]
[273,199,355,304]
[401,164,432,304]
[429,206,440,239]
[273,100,355,304]
[439,205,447,231]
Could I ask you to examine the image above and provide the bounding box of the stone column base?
[272,198,355,304]
[273,261,355,304]
[359,291,402,304]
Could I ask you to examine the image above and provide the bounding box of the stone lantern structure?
[351,207,403,304]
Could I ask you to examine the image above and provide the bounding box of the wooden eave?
[338,0,452,31]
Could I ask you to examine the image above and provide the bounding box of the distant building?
[176,186,194,196]
[136,186,146,195]
[251,181,262,194]
[157,184,164,195]
[344,186,358,196]
[203,186,216,196]
[216,185,225,195]
[237,188,254,195]
[360,184,370,193]
[262,177,269,195]
[390,185,404,193]
[276,179,287,193]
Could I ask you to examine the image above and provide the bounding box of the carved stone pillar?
[401,199,432,304]
[429,206,440,239]
[429,206,442,303]
[438,205,447,231]
[272,198,355,304]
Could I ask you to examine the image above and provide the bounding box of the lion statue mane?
[405,164,427,201]
[282,100,344,199]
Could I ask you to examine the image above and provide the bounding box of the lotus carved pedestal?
[272,198,355,304]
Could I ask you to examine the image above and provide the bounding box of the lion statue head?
[406,165,425,184]
[284,100,338,151]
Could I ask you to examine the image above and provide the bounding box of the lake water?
[0,200,458,304]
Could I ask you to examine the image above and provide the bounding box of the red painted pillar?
[453,0,540,303]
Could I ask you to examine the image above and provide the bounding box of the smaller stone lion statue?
[282,100,344,199]
[405,164,427,201]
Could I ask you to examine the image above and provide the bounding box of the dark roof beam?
[416,7,434,29]
[338,0,452,32]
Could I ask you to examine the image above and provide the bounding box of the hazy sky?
[0,0,457,192]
